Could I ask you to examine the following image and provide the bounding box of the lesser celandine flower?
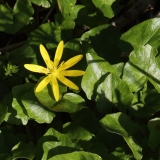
[24,41,85,101]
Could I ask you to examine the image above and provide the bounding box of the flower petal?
[50,76,59,101]
[59,55,83,70]
[57,74,79,90]
[60,70,85,77]
[54,41,64,68]
[24,64,49,74]
[40,44,53,69]
[35,75,51,92]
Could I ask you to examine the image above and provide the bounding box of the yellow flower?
[24,41,85,101]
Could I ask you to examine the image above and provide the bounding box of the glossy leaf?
[92,0,117,18]
[3,93,23,125]
[48,151,102,160]
[12,142,35,160]
[12,83,34,125]
[21,89,55,123]
[42,141,80,160]
[100,112,138,137]
[50,93,86,113]
[96,73,133,113]
[120,18,160,52]
[82,53,115,100]
[123,136,142,160]
[57,0,88,24]
[29,0,56,8]
[122,45,160,92]
[63,122,92,140]
[148,117,160,151]
[36,128,78,160]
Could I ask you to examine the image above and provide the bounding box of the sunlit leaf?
[21,89,55,123]
[12,83,34,125]
[29,0,56,8]
[120,18,160,52]
[96,73,133,113]
[92,0,119,18]
[100,112,138,137]
[82,53,115,99]
[12,142,35,160]
[48,151,102,160]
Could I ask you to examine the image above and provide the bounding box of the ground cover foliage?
[0,0,160,159]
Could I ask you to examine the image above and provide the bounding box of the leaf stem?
[0,41,26,53]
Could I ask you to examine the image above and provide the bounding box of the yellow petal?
[24,64,49,74]
[40,44,53,69]
[57,74,79,90]
[35,75,51,92]
[59,55,83,71]
[54,41,64,68]
[50,76,59,101]
[60,70,85,77]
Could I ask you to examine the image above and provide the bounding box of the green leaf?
[148,117,160,151]
[36,128,78,160]
[123,136,142,160]
[48,151,102,160]
[120,18,160,52]
[57,0,88,24]
[96,73,133,113]
[0,3,13,32]
[107,147,134,160]
[42,141,80,160]
[100,112,138,137]
[92,0,117,18]
[82,53,115,100]
[81,24,121,63]
[113,63,125,77]
[0,1,33,34]
[3,93,23,125]
[0,102,8,124]
[50,93,86,113]
[28,22,73,45]
[63,122,92,140]
[129,89,160,118]
[29,0,56,8]
[12,142,35,160]
[122,45,160,92]
[12,83,34,125]
[12,0,34,32]
[21,89,55,123]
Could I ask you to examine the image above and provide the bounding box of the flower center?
[50,67,59,76]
